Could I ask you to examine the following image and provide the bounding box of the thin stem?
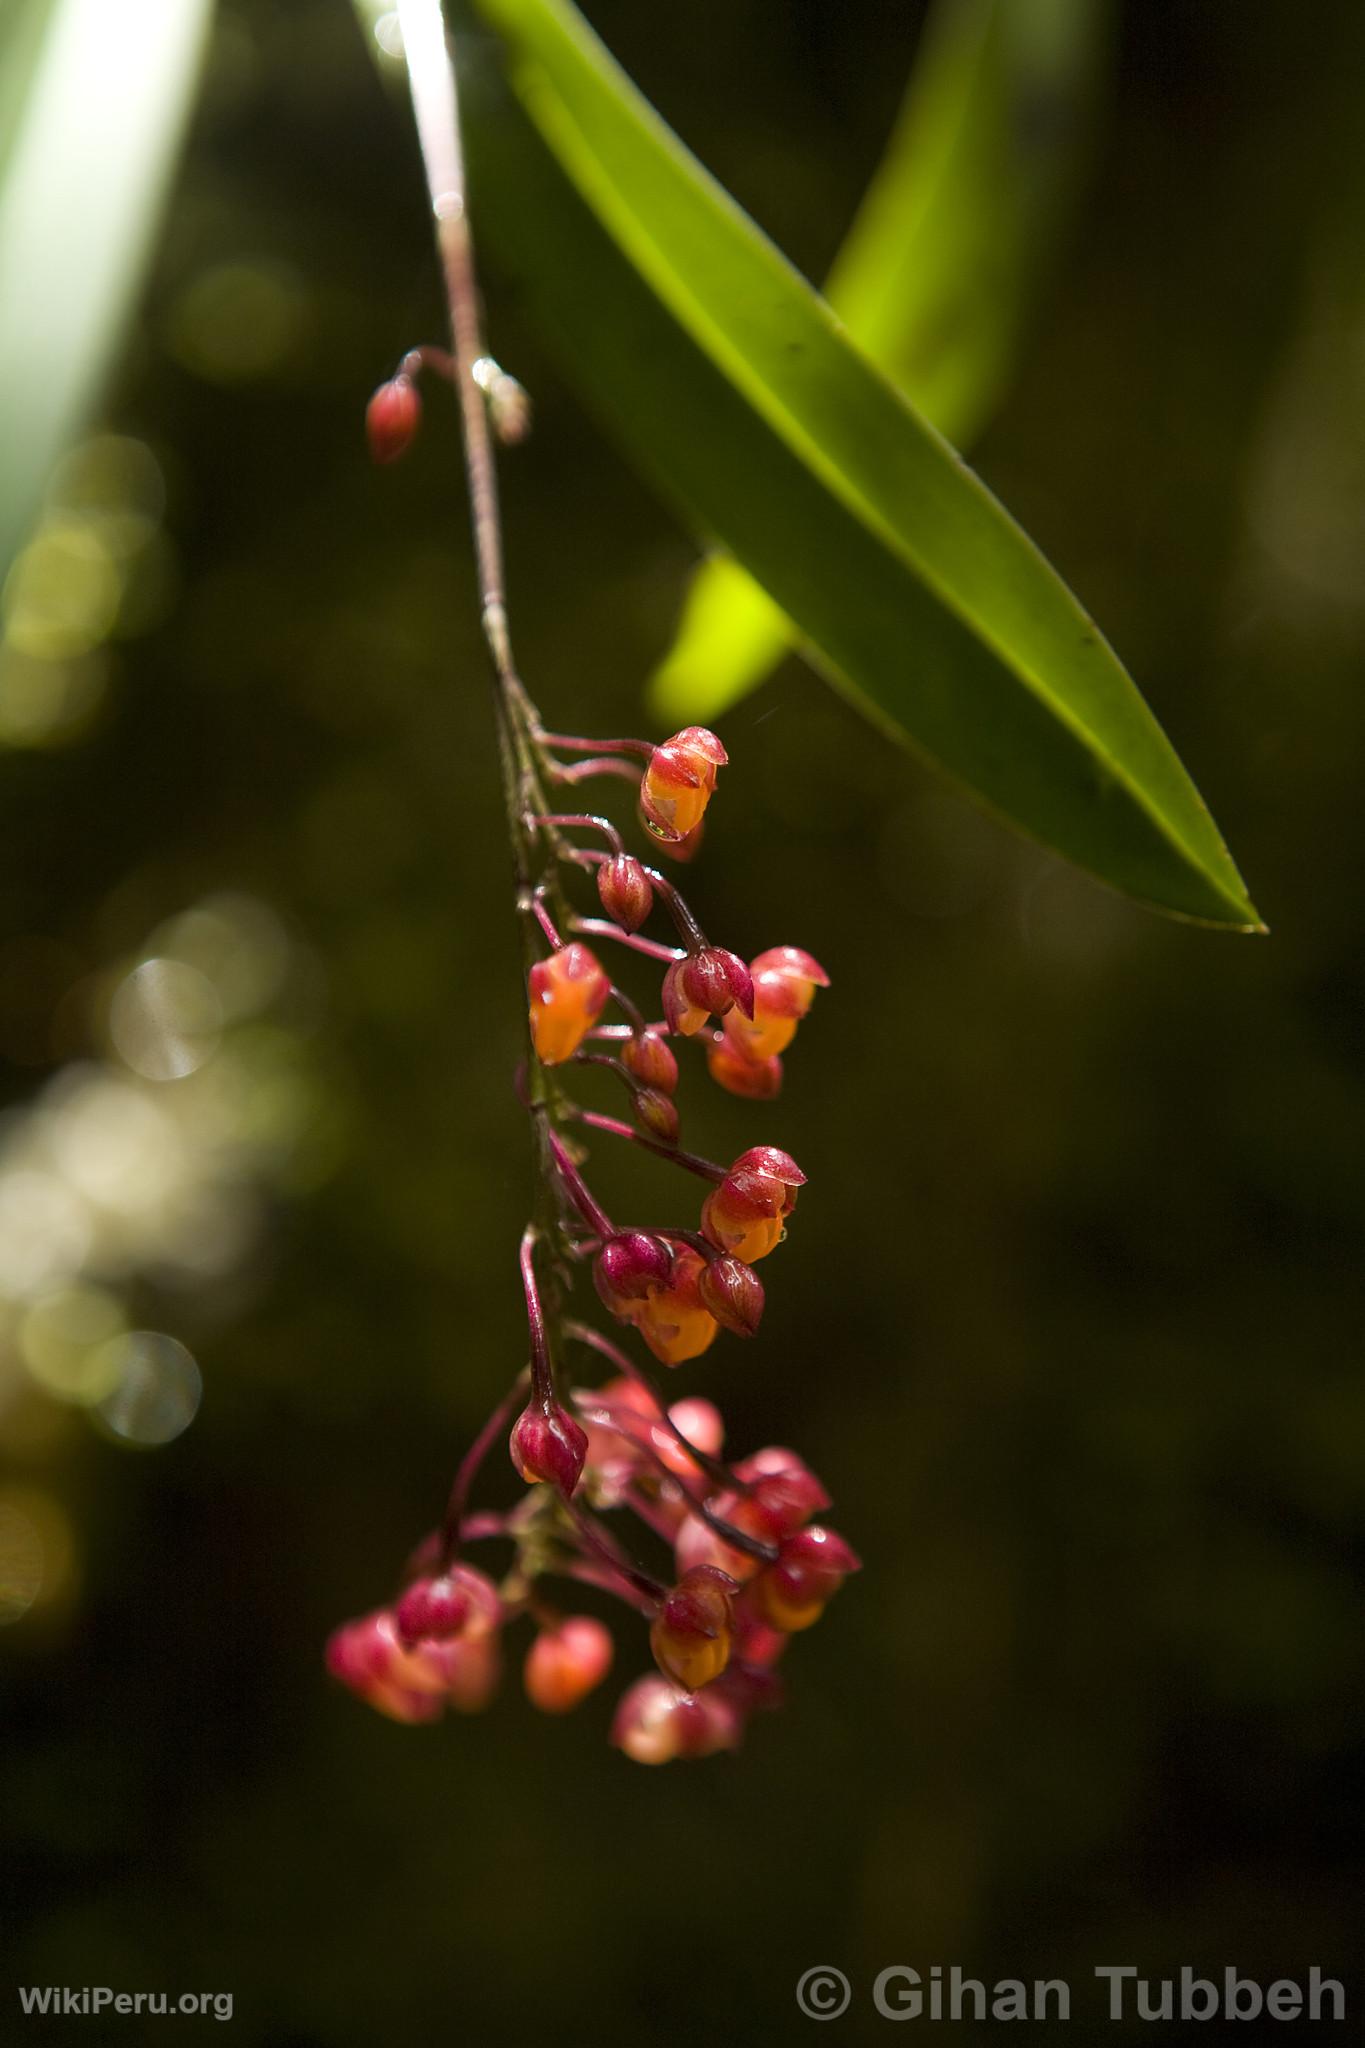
[540,733,652,761]
[529,811,625,854]
[519,1228,554,1404]
[571,916,683,963]
[549,757,643,789]
[546,1127,615,1238]
[574,1109,726,1183]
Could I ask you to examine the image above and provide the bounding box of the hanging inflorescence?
[329,17,856,1759]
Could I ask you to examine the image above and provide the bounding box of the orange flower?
[722,945,829,1064]
[527,942,609,1064]
[700,1146,805,1265]
[640,727,727,842]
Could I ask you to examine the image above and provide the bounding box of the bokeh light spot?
[167,259,309,383]
[2,522,122,659]
[110,958,223,1081]
[94,1332,202,1446]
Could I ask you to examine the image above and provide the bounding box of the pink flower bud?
[622,1029,678,1094]
[524,1615,614,1714]
[395,1563,502,1647]
[395,1574,469,1646]
[510,1400,589,1496]
[664,1395,725,1462]
[365,375,421,464]
[610,1673,742,1764]
[596,853,654,931]
[697,1254,765,1337]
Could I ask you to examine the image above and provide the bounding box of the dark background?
[2,1,1362,2040]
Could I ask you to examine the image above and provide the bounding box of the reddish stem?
[439,1365,531,1566]
[546,1128,615,1238]
[539,732,652,761]
[571,915,682,964]
[575,1108,726,1183]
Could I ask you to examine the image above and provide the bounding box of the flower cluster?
[328,707,853,1761]
[347,319,852,1759]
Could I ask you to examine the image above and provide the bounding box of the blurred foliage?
[461,0,1255,927]
[653,0,1107,723]
[1,0,1363,2041]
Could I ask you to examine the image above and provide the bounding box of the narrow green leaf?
[465,0,1259,928]
[652,0,1106,724]
[0,0,213,588]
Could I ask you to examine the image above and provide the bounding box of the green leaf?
[652,0,1108,724]
[0,0,212,588]
[465,0,1259,929]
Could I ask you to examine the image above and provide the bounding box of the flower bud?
[622,1029,678,1094]
[596,853,654,932]
[395,1563,502,1647]
[366,374,422,464]
[661,959,708,1037]
[706,1034,783,1099]
[442,1630,504,1714]
[594,1231,672,1319]
[610,1674,741,1764]
[680,946,754,1021]
[395,1574,468,1646]
[640,727,727,842]
[634,1245,719,1366]
[752,1525,861,1632]
[632,1085,680,1144]
[697,1254,764,1337]
[650,1566,736,1692]
[528,943,610,1065]
[700,1148,805,1264]
[510,1399,589,1496]
[325,1609,464,1723]
[524,1615,614,1714]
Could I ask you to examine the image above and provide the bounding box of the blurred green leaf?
[0,0,212,588]
[652,0,1107,724]
[467,0,1258,928]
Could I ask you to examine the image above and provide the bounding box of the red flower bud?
[662,959,708,1037]
[597,853,654,932]
[524,1615,614,1714]
[365,374,421,464]
[633,1085,680,1143]
[697,1254,765,1337]
[752,1525,861,1632]
[640,727,727,842]
[680,946,754,1021]
[395,1563,502,1647]
[622,1029,678,1094]
[528,942,610,1065]
[594,1231,672,1319]
[650,1564,736,1692]
[510,1400,589,1497]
